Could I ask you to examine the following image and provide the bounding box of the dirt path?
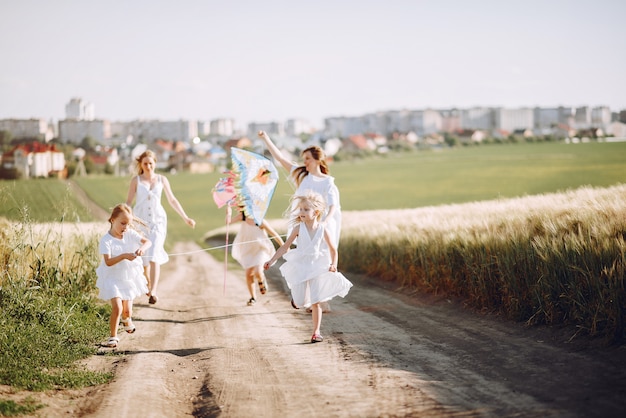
[15,241,626,417]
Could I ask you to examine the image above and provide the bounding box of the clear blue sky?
[1,0,624,129]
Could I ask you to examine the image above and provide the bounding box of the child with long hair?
[258,130,340,313]
[231,209,284,306]
[264,192,352,343]
[96,203,152,348]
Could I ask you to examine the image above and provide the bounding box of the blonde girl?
[96,203,152,348]
[264,192,352,343]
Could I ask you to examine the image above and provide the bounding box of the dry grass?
[339,184,626,343]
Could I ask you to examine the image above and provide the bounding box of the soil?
[3,237,626,418]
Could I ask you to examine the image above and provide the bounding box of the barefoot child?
[264,192,352,343]
[96,203,152,348]
[231,209,284,306]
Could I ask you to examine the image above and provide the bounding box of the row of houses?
[2,97,625,147]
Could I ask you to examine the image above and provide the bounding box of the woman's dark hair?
[291,146,329,187]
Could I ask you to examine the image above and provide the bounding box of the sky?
[1,0,625,130]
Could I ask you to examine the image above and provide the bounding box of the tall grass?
[0,219,112,391]
[339,184,626,343]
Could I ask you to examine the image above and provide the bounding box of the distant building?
[247,121,284,138]
[0,118,55,141]
[494,108,534,132]
[65,97,95,120]
[210,118,235,136]
[285,118,313,136]
[1,142,66,178]
[58,119,111,144]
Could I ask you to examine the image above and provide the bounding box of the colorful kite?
[211,148,279,293]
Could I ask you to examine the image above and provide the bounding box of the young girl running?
[231,209,284,306]
[96,203,152,348]
[264,192,352,343]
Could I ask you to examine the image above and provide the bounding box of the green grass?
[0,179,95,222]
[330,141,626,210]
[0,397,45,416]
[0,220,113,391]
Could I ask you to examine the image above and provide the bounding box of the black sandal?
[290,299,299,310]
[258,280,267,295]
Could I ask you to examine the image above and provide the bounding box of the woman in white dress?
[258,131,341,312]
[126,150,196,305]
[231,209,284,306]
[264,192,352,343]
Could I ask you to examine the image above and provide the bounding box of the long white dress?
[290,166,342,247]
[231,221,276,269]
[133,175,169,266]
[279,223,352,308]
[96,229,149,301]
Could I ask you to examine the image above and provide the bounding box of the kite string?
[139,234,288,259]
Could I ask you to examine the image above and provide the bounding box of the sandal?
[290,299,299,310]
[103,337,119,348]
[247,297,256,306]
[148,295,158,305]
[311,334,324,343]
[258,280,268,295]
[121,317,136,334]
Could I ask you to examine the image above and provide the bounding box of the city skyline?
[1,0,625,129]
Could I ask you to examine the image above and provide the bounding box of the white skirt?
[96,258,148,301]
[289,271,353,308]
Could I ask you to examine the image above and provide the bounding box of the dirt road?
[15,239,626,417]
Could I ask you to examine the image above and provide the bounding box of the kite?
[211,148,279,293]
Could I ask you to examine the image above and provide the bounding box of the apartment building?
[0,118,54,141]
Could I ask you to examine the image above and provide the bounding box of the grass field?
[1,141,625,243]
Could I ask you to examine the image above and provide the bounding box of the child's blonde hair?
[287,191,326,227]
[108,203,147,234]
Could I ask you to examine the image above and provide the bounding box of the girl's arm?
[264,225,299,269]
[258,130,294,172]
[135,236,152,256]
[260,220,285,247]
[125,176,138,206]
[162,176,196,228]
[103,252,137,267]
[324,228,339,272]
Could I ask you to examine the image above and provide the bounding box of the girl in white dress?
[258,130,341,313]
[264,192,352,343]
[231,209,284,306]
[96,203,152,348]
[126,150,196,305]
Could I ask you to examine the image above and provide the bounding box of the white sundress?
[291,167,342,248]
[96,229,149,301]
[279,223,352,308]
[231,221,276,269]
[133,175,169,266]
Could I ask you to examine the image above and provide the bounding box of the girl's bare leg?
[311,303,322,336]
[122,299,133,320]
[252,266,268,294]
[143,266,151,294]
[150,261,160,297]
[245,268,256,300]
[110,298,122,337]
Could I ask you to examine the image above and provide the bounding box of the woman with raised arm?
[258,131,341,312]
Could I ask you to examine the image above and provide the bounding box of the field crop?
[339,184,626,342]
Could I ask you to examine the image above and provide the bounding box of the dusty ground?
[3,237,626,418]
